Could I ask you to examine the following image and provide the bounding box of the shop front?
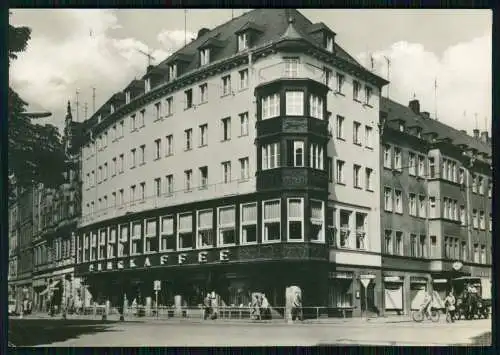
[383,275,404,315]
[409,276,429,311]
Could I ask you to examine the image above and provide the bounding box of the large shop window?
[355,212,367,250]
[145,218,158,253]
[285,91,304,116]
[90,232,97,261]
[178,213,193,249]
[309,143,324,170]
[83,234,90,262]
[98,229,106,260]
[261,94,280,120]
[262,143,280,170]
[310,200,324,242]
[160,215,175,251]
[263,199,281,242]
[384,281,403,311]
[118,223,129,257]
[287,198,304,241]
[339,210,351,248]
[309,94,324,119]
[218,206,236,245]
[131,221,143,255]
[197,209,214,248]
[241,203,257,244]
[329,280,353,308]
[108,227,116,258]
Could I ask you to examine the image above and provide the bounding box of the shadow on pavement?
[8,319,121,347]
[469,331,491,346]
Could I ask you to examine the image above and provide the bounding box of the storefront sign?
[452,261,463,271]
[433,279,448,284]
[329,272,354,279]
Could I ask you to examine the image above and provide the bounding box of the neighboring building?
[31,102,86,313]
[379,97,492,316]
[74,9,387,317]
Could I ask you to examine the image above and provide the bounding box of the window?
[111,157,117,176]
[139,182,146,201]
[178,213,193,249]
[364,86,373,105]
[154,102,162,121]
[410,234,417,257]
[98,166,102,183]
[221,117,231,141]
[118,225,128,257]
[472,209,478,229]
[200,48,210,66]
[479,211,485,230]
[131,221,142,255]
[169,63,177,80]
[384,230,393,254]
[139,109,145,127]
[140,144,146,165]
[309,94,323,119]
[478,176,484,195]
[310,200,325,242]
[336,115,345,139]
[365,168,373,191]
[263,200,281,242]
[235,112,248,138]
[309,143,324,169]
[119,120,124,137]
[488,180,492,198]
[473,244,479,263]
[199,124,208,147]
[125,91,130,104]
[461,242,468,261]
[365,126,373,148]
[335,72,345,94]
[328,157,333,182]
[261,93,280,119]
[428,157,437,178]
[118,189,124,206]
[130,148,136,169]
[418,155,425,177]
[165,174,173,195]
[355,212,366,249]
[394,190,403,213]
[288,198,304,241]
[160,215,175,251]
[336,160,345,184]
[195,167,207,190]
[199,83,208,103]
[218,206,236,245]
[99,230,107,259]
[409,194,417,216]
[323,67,332,86]
[112,191,117,207]
[130,184,136,203]
[184,89,193,109]
[472,174,478,193]
[241,203,257,244]
[383,188,395,213]
[399,122,405,132]
[284,57,299,77]
[353,164,361,188]
[480,245,486,264]
[103,163,108,180]
[238,33,248,51]
[154,178,161,197]
[222,161,231,183]
[144,218,158,253]
[184,170,192,191]
[166,135,173,156]
[394,148,402,170]
[239,69,248,90]
[395,231,403,255]
[239,157,249,180]
[453,201,458,221]
[419,235,427,258]
[166,97,173,116]
[409,152,416,176]
[285,91,304,116]
[353,80,361,101]
[262,143,280,170]
[429,197,436,217]
[326,36,334,52]
[418,195,426,218]
[154,139,161,160]
[184,129,192,150]
[459,168,465,184]
[460,205,466,226]
[383,145,391,168]
[118,154,124,173]
[197,209,213,248]
[222,75,231,96]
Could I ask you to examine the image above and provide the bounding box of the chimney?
[147,65,154,73]
[197,28,210,39]
[473,129,480,139]
[409,99,420,114]
[459,130,467,134]
[480,131,489,143]
[421,111,430,119]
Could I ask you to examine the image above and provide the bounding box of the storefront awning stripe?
[433,279,448,283]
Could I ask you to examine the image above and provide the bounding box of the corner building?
[75,9,387,317]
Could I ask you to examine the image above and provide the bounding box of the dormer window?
[125,91,131,104]
[238,33,248,51]
[200,48,210,66]
[399,122,405,132]
[97,114,102,124]
[110,104,115,114]
[145,78,151,93]
[364,86,372,106]
[169,64,177,81]
[326,36,334,52]
[416,127,422,139]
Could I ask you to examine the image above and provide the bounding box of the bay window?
[261,93,280,120]
[178,213,193,249]
[262,143,280,170]
[419,195,426,218]
[309,143,324,169]
[285,91,304,116]
[241,203,257,244]
[310,200,324,242]
[197,209,214,248]
[98,228,106,260]
[263,199,281,242]
[218,206,236,245]
[284,57,299,77]
[118,223,129,257]
[160,215,175,251]
[131,221,142,255]
[287,198,304,241]
[145,218,158,253]
[90,232,97,261]
[339,210,351,248]
[309,94,324,119]
[107,227,116,258]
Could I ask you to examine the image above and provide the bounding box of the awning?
[38,280,61,296]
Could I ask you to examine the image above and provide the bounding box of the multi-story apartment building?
[74,9,387,317]
[31,102,86,313]
[379,97,492,316]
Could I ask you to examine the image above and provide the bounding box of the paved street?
[9,317,491,347]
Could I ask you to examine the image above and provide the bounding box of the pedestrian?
[444,291,456,323]
[261,294,270,320]
[250,294,261,320]
[203,293,211,320]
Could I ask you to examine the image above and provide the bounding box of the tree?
[9,23,67,202]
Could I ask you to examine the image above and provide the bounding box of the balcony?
[256,116,329,139]
[256,167,328,192]
[256,62,326,88]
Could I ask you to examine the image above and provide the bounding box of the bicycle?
[412,307,440,323]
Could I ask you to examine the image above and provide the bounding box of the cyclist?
[420,290,433,319]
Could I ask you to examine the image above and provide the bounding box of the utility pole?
[92,87,96,115]
[84,102,88,120]
[75,90,80,122]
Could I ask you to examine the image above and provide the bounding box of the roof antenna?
[384,56,390,98]
[184,10,187,47]
[75,89,80,122]
[92,87,96,114]
[434,77,438,121]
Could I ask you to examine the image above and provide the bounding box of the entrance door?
[360,281,377,315]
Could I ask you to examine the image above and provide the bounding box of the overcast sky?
[9,9,492,136]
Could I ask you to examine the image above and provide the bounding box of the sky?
[9,9,492,136]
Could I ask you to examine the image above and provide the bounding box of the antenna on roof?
[137,48,155,67]
[184,10,188,47]
[434,77,438,121]
[75,89,80,122]
[384,56,390,98]
[369,53,374,72]
[84,102,88,120]
[92,87,96,114]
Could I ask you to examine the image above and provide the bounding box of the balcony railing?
[256,62,326,87]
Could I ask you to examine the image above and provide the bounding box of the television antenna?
[136,49,155,67]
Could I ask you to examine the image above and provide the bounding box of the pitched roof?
[380,97,491,156]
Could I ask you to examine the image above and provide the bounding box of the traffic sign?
[360,279,371,288]
[154,280,161,291]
